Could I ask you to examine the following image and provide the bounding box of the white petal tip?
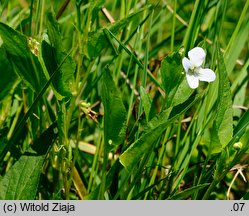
[186,74,199,89]
[188,47,206,67]
[198,69,216,82]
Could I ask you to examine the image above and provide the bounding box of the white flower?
[182,47,216,89]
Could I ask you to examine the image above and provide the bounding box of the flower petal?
[186,74,199,89]
[188,47,206,68]
[198,68,216,82]
[182,57,191,72]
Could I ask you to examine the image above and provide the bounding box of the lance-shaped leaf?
[101,68,127,148]
[41,12,76,98]
[211,48,233,153]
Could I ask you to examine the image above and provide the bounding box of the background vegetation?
[0,0,248,200]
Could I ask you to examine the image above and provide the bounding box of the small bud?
[233,142,243,150]
[108,139,113,145]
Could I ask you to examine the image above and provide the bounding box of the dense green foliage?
[0,0,248,200]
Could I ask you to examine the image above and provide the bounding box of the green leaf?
[140,86,152,121]
[0,46,17,100]
[168,183,210,200]
[161,51,183,108]
[0,22,46,92]
[101,68,127,147]
[0,156,43,200]
[211,48,233,153]
[87,8,145,58]
[0,123,57,200]
[42,12,76,98]
[120,94,201,171]
[172,79,194,107]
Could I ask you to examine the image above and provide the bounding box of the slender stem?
[183,0,202,51]
[225,0,249,54]
[29,0,34,35]
[38,0,45,38]
[170,0,177,52]
[137,9,154,120]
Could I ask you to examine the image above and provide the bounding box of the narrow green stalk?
[126,0,132,17]
[225,0,249,54]
[175,114,183,156]
[98,127,108,199]
[87,128,102,193]
[34,0,41,35]
[170,0,177,52]
[120,0,125,19]
[218,0,227,38]
[38,0,45,39]
[126,64,139,125]
[114,52,124,84]
[183,0,204,51]
[126,31,140,125]
[76,2,82,32]
[29,0,34,35]
[137,10,154,119]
